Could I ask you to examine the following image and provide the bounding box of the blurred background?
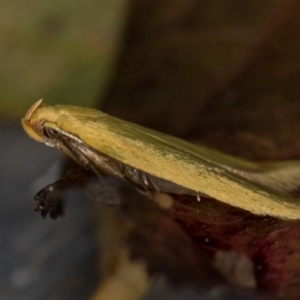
[0,1,126,299]
[2,0,300,299]
[0,0,127,119]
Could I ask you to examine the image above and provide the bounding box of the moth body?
[22,100,300,219]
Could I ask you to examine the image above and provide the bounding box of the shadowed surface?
[0,120,99,300]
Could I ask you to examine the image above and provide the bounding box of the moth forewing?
[22,100,300,220]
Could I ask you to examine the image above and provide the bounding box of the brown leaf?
[103,0,284,137]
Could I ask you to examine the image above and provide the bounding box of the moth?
[22,100,300,219]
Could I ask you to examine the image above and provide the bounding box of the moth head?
[22,99,61,147]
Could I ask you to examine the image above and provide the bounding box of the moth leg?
[62,136,125,179]
[60,136,102,176]
[141,173,159,191]
[34,163,96,219]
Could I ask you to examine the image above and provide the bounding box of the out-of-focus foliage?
[0,0,126,119]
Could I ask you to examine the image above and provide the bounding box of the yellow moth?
[22,100,300,219]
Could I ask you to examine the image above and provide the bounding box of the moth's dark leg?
[61,136,125,178]
[60,136,102,176]
[34,163,96,219]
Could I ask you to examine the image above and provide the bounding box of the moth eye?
[36,120,46,136]
[43,127,58,138]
